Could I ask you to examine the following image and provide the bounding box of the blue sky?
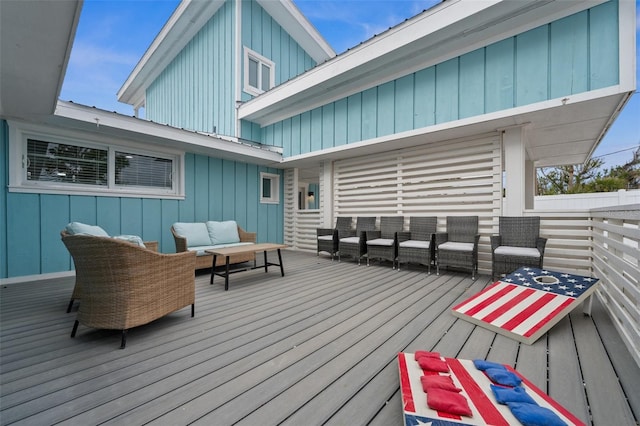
[60,0,639,169]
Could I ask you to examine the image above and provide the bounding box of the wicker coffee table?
[206,243,287,290]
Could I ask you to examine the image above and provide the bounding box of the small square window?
[244,47,275,96]
[260,172,279,204]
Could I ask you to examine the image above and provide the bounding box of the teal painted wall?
[0,121,8,278]
[146,0,235,136]
[0,140,283,278]
[239,0,316,143]
[266,2,619,157]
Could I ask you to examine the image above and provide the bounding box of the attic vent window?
[244,47,275,96]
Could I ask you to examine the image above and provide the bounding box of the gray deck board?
[1,250,638,425]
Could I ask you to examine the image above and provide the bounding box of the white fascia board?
[54,101,282,165]
[239,0,609,127]
[257,0,335,63]
[117,0,224,106]
[281,86,628,167]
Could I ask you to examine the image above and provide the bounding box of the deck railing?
[590,204,640,368]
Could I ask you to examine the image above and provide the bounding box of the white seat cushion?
[366,238,394,247]
[317,235,333,241]
[438,242,474,252]
[399,240,430,249]
[340,236,360,244]
[494,246,540,258]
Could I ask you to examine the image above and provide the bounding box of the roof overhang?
[238,0,608,127]
[117,0,335,109]
[0,0,82,119]
[282,90,633,170]
[45,101,282,166]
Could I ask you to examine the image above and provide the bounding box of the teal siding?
[263,1,619,155]
[146,0,235,136]
[0,147,284,278]
[0,121,7,278]
[241,0,315,89]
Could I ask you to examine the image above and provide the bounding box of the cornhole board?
[398,352,586,426]
[451,267,600,344]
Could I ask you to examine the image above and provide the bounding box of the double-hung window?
[244,47,275,96]
[9,122,184,199]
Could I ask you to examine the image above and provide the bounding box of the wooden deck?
[1,250,639,425]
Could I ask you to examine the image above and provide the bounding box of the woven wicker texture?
[397,216,437,273]
[61,231,158,313]
[436,216,479,279]
[317,217,353,259]
[338,216,376,264]
[366,216,404,268]
[490,216,547,279]
[171,225,256,270]
[62,233,196,347]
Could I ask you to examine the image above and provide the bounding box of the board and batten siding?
[263,1,619,157]
[0,146,283,278]
[146,1,235,136]
[330,133,502,273]
[240,0,317,142]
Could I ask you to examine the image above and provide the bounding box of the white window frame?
[7,121,185,199]
[243,47,275,96]
[260,172,280,204]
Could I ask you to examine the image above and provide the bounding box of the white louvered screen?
[333,133,502,273]
[283,168,296,247]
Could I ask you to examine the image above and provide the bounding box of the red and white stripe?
[398,353,586,426]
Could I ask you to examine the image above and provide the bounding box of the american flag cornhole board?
[398,352,586,426]
[451,267,600,344]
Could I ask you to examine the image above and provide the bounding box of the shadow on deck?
[1,250,638,425]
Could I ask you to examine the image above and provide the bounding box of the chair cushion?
[494,246,540,258]
[340,236,360,244]
[113,235,146,248]
[65,222,109,237]
[366,238,394,247]
[317,235,334,241]
[173,222,211,247]
[206,221,240,245]
[439,241,474,252]
[399,240,430,249]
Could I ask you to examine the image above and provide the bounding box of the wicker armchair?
[397,216,437,273]
[338,216,376,265]
[62,231,159,313]
[61,233,196,349]
[317,216,352,260]
[366,216,404,268]
[491,216,547,280]
[436,216,480,280]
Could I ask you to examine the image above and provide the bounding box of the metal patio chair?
[397,216,437,273]
[338,216,376,265]
[317,216,352,260]
[366,216,404,268]
[491,216,547,280]
[436,216,480,280]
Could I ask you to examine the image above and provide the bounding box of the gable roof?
[117,0,335,110]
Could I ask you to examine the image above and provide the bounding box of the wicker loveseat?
[171,221,256,271]
[61,232,196,349]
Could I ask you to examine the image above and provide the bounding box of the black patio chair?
[491,216,547,280]
[338,216,376,265]
[317,216,352,260]
[366,216,404,268]
[436,216,480,280]
[397,216,437,273]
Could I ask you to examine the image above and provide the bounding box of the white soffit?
[0,0,82,118]
[50,101,282,166]
[239,0,608,127]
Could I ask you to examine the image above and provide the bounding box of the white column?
[502,125,534,216]
[321,161,334,227]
